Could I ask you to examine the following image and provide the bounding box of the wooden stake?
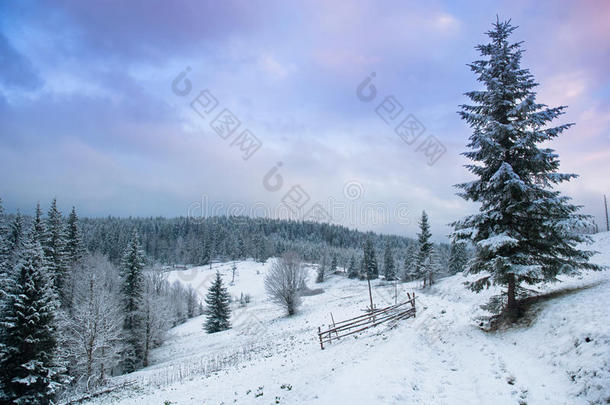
[367,276,374,311]
[330,312,339,340]
[367,275,375,322]
[318,327,324,350]
[394,283,398,304]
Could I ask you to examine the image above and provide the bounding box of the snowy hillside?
[81,234,610,405]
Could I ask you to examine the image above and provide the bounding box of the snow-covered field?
[83,234,610,405]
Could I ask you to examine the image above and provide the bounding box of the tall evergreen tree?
[402,244,417,281]
[32,203,46,242]
[256,237,267,263]
[0,233,67,404]
[0,199,12,332]
[316,254,327,283]
[0,198,7,249]
[383,243,396,281]
[330,255,338,273]
[347,256,359,279]
[448,242,468,274]
[237,234,246,259]
[204,271,231,333]
[63,207,86,310]
[415,211,433,286]
[363,239,378,279]
[453,19,601,319]
[65,207,85,268]
[205,227,215,268]
[7,211,26,266]
[119,230,146,372]
[43,199,69,304]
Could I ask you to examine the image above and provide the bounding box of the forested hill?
[79,216,447,269]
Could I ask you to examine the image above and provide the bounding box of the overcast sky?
[1,0,608,240]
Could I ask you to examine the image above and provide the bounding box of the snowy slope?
[80,233,610,405]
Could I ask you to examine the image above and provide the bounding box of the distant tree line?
[77,215,457,277]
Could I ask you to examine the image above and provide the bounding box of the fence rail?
[317,293,416,349]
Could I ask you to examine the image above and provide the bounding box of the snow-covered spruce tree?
[43,199,69,306]
[401,244,417,281]
[32,203,46,242]
[363,238,378,279]
[358,256,366,280]
[0,199,12,336]
[0,232,67,404]
[383,243,396,281]
[7,211,26,267]
[415,211,433,287]
[63,207,86,311]
[453,19,601,320]
[119,230,146,372]
[316,254,327,283]
[448,242,468,275]
[347,256,359,279]
[237,234,246,260]
[256,237,267,263]
[65,207,85,268]
[330,255,338,274]
[204,271,231,333]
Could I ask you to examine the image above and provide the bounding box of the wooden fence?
[317,293,416,349]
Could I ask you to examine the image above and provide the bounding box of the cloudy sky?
[1,0,608,240]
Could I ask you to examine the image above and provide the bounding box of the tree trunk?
[506,273,517,320]
[143,316,151,367]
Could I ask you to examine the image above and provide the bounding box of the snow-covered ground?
[82,234,610,405]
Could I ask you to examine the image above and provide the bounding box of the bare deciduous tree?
[142,272,171,367]
[62,253,123,390]
[264,252,307,316]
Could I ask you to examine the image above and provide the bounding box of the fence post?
[330,312,340,340]
[367,276,374,313]
[318,327,324,350]
[412,292,416,317]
